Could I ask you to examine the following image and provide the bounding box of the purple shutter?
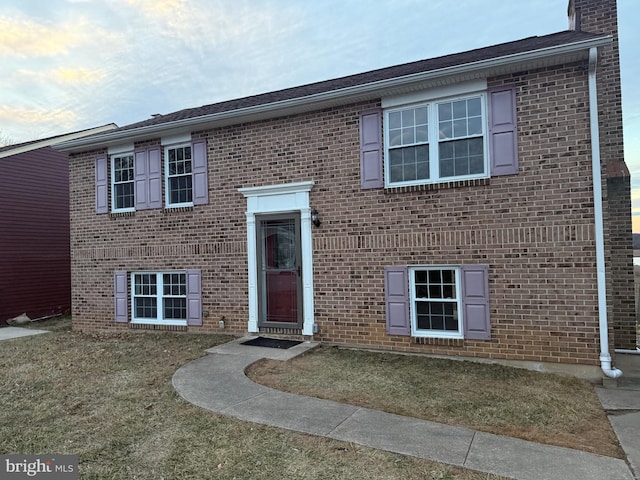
[384,266,410,336]
[147,147,162,209]
[95,157,108,214]
[134,149,149,210]
[186,269,202,326]
[489,86,518,176]
[461,265,490,340]
[114,271,128,323]
[360,108,383,189]
[191,140,208,205]
[135,148,162,210]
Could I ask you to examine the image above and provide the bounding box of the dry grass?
[1,318,506,480]
[247,346,623,458]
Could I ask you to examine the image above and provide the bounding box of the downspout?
[588,47,623,379]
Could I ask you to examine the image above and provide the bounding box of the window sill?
[110,210,135,219]
[413,336,465,347]
[385,177,489,194]
[131,319,187,326]
[163,206,194,214]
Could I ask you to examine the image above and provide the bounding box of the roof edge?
[56,35,611,153]
[1,124,118,159]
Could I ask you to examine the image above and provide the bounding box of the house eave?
[0,124,118,159]
[55,35,611,154]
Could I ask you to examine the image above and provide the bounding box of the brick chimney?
[568,0,635,350]
[567,0,581,31]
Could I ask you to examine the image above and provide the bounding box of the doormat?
[241,336,302,349]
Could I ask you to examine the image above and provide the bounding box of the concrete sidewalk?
[597,352,640,480]
[0,326,50,341]
[172,337,635,480]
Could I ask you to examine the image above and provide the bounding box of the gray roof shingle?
[117,30,605,132]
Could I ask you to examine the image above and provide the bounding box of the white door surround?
[239,181,315,336]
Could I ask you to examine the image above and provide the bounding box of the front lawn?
[1,318,504,479]
[247,345,622,458]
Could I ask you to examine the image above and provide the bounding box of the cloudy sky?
[2,0,639,227]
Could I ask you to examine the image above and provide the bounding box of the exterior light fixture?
[310,209,321,227]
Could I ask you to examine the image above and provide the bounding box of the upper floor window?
[384,94,488,187]
[111,153,134,211]
[95,139,208,215]
[165,145,193,207]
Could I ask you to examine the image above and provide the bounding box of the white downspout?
[588,47,623,379]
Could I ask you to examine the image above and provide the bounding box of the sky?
[1,0,638,227]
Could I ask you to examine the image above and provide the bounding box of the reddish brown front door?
[257,215,302,327]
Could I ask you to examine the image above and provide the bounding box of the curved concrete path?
[172,337,635,480]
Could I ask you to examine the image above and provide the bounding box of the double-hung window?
[131,272,187,325]
[165,145,193,207]
[111,153,135,211]
[385,264,490,340]
[362,84,518,189]
[410,267,462,338]
[96,139,208,214]
[385,93,488,187]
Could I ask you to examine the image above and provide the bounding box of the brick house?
[57,0,634,380]
[0,125,116,324]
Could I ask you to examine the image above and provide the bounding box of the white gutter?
[0,123,117,159]
[615,348,640,354]
[589,47,622,379]
[55,36,612,153]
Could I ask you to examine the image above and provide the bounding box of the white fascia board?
[0,124,118,159]
[55,36,611,154]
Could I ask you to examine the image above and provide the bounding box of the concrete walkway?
[172,337,637,480]
[0,326,49,340]
[597,353,640,480]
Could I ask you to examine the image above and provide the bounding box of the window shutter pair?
[94,139,208,213]
[135,147,163,210]
[384,265,490,340]
[95,148,163,213]
[358,86,518,187]
[113,270,203,326]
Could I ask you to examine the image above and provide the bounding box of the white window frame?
[130,271,188,326]
[164,143,193,208]
[383,88,489,188]
[110,152,135,212]
[409,266,463,339]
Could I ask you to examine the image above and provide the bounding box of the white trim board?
[239,181,315,336]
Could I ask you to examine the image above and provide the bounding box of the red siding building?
[0,126,116,323]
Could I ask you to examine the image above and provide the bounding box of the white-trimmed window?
[165,144,193,207]
[384,264,490,340]
[385,93,488,186]
[131,272,187,325]
[111,153,135,211]
[409,267,462,338]
[96,140,208,214]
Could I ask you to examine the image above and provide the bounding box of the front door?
[257,214,302,327]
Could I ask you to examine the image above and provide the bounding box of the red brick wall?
[69,58,612,366]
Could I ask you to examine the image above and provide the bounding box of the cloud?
[14,67,107,86]
[118,0,297,52]
[0,106,77,129]
[124,0,183,19]
[0,15,82,57]
[0,13,126,58]
[53,68,107,85]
